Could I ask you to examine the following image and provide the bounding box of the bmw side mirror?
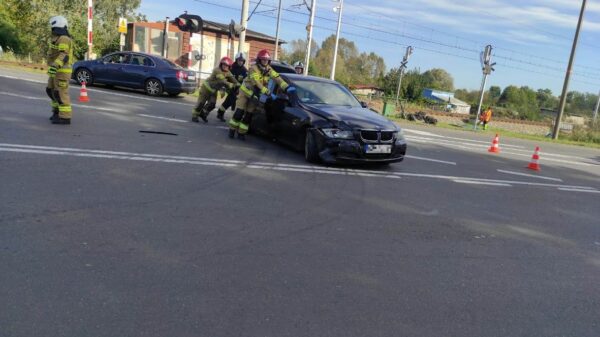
[360,101,368,108]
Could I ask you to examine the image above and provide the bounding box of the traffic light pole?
[553,0,587,139]
[474,45,495,130]
[394,46,412,107]
[238,0,249,55]
[474,73,489,130]
[304,0,317,76]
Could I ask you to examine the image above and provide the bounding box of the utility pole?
[162,17,169,58]
[304,0,317,76]
[593,89,600,121]
[330,0,344,80]
[238,0,249,55]
[474,44,496,130]
[395,46,413,107]
[274,0,282,60]
[553,0,587,139]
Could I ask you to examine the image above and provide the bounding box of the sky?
[139,0,600,95]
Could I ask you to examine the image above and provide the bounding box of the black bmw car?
[251,74,407,164]
[71,51,197,96]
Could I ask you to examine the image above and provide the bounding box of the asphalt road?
[1,67,600,337]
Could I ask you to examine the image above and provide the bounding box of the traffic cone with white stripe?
[79,81,90,102]
[527,146,541,171]
[488,134,500,153]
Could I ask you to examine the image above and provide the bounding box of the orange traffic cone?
[488,134,500,153]
[79,81,89,102]
[527,146,541,171]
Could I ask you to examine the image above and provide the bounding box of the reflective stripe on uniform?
[216,74,225,80]
[54,59,64,67]
[57,68,72,74]
[238,122,249,134]
[58,105,72,112]
[228,118,240,129]
[202,81,216,93]
[240,85,253,97]
[51,101,59,108]
[57,43,69,51]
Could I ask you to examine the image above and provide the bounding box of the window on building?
[134,26,146,52]
[166,31,181,60]
[150,28,164,56]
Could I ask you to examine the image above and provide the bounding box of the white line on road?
[497,169,563,182]
[138,114,189,123]
[558,188,600,194]
[1,143,598,192]
[453,180,512,187]
[0,74,195,106]
[0,91,125,113]
[405,155,456,165]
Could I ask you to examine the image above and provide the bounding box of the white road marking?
[558,188,600,194]
[404,128,524,149]
[1,143,598,192]
[138,114,189,123]
[0,91,124,113]
[405,155,456,165]
[497,169,563,182]
[453,180,512,187]
[0,74,195,106]
[407,134,599,167]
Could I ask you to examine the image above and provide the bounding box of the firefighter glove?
[286,86,296,93]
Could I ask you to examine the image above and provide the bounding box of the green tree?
[422,68,454,91]
[1,0,143,61]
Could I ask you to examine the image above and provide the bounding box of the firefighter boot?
[192,116,199,123]
[228,129,236,139]
[52,118,71,125]
[237,133,245,140]
[216,107,226,122]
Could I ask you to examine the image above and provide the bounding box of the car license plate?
[188,75,196,81]
[364,144,392,154]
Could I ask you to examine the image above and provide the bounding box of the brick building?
[126,20,283,79]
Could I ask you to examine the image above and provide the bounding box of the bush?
[568,121,600,144]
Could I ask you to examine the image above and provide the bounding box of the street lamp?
[330,0,344,80]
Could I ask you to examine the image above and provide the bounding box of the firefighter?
[479,106,493,130]
[47,16,74,125]
[192,56,239,123]
[228,50,296,140]
[293,61,304,74]
[216,52,248,122]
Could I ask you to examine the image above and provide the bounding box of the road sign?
[118,17,127,34]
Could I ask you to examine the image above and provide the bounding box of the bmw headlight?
[395,129,405,141]
[321,128,354,139]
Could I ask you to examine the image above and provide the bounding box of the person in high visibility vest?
[479,107,493,130]
[192,56,239,123]
[216,52,248,122]
[228,49,296,140]
[47,16,74,125]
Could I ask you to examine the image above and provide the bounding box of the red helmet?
[256,49,272,62]
[220,56,233,67]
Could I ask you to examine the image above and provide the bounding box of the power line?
[189,0,600,87]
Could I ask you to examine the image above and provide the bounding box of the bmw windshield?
[292,79,362,108]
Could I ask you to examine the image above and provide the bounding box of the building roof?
[203,20,283,44]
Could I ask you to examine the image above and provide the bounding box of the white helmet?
[235,52,246,61]
[50,16,68,29]
[293,61,304,68]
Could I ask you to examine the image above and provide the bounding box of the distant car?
[71,51,197,96]
[251,74,407,164]
[269,61,296,74]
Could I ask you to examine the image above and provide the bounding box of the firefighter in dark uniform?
[216,52,248,122]
[228,49,295,140]
[192,56,239,123]
[47,15,74,125]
